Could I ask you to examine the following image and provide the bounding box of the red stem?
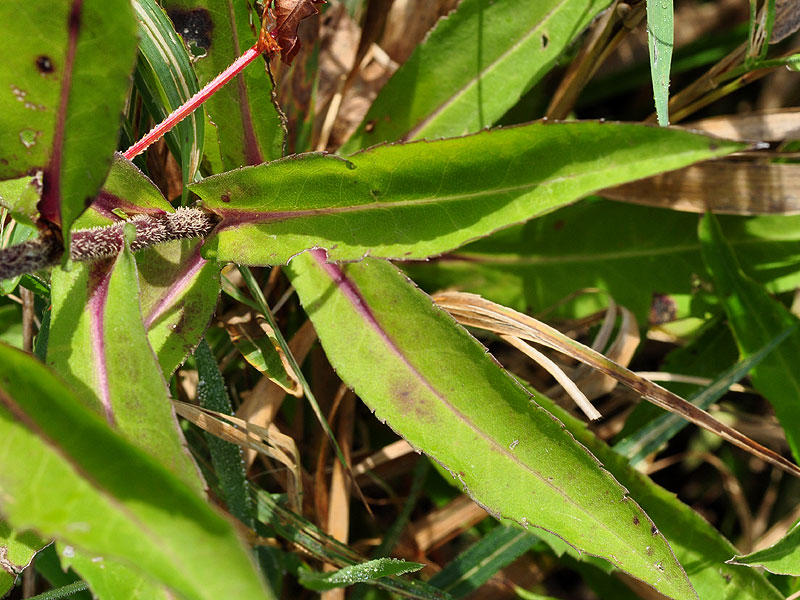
[123,43,262,161]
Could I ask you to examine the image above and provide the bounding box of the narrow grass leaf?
[428,525,538,598]
[287,253,696,600]
[614,325,795,465]
[195,338,254,526]
[647,0,674,125]
[728,520,800,575]
[0,0,138,236]
[699,212,800,463]
[299,558,425,591]
[194,122,742,265]
[0,344,274,600]
[132,0,204,192]
[254,490,449,600]
[341,0,612,152]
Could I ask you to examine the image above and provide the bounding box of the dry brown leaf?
[272,0,327,64]
[407,495,488,554]
[601,160,800,215]
[687,108,800,141]
[433,291,800,478]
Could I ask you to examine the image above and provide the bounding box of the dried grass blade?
[433,292,800,478]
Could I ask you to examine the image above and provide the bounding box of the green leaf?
[286,253,696,600]
[47,245,204,495]
[194,122,741,265]
[528,386,783,599]
[728,520,800,575]
[647,0,674,125]
[0,522,48,596]
[61,549,173,600]
[76,157,221,376]
[1,217,38,295]
[0,0,138,235]
[138,241,221,376]
[132,0,204,190]
[160,0,284,168]
[0,343,274,600]
[299,558,425,592]
[341,0,612,152]
[0,175,40,226]
[428,525,538,598]
[403,200,800,322]
[699,212,800,463]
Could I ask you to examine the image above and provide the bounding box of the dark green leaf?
[299,559,425,591]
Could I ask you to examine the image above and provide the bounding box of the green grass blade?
[614,324,796,465]
[428,525,538,598]
[298,558,425,591]
[132,0,204,195]
[647,0,674,125]
[195,338,254,526]
[699,212,800,464]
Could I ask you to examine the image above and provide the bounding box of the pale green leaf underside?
[194,122,742,265]
[287,254,696,600]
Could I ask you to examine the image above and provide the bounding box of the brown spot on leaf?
[167,8,214,52]
[365,120,376,133]
[651,524,658,535]
[36,55,54,74]
[632,515,639,526]
[221,193,231,203]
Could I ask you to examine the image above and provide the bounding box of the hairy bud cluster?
[0,207,217,280]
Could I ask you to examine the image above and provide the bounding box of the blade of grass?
[647,0,674,125]
[614,324,796,465]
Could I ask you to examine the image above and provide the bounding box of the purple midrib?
[38,0,83,225]
[87,261,114,425]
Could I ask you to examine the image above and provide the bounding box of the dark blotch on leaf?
[168,8,214,51]
[709,142,719,151]
[221,193,231,203]
[632,515,639,526]
[541,34,549,49]
[651,524,658,535]
[36,55,54,74]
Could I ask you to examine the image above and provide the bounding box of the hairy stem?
[0,208,216,280]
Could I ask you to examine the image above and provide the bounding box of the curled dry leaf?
[272,0,327,64]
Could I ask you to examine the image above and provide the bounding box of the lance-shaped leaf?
[47,244,204,494]
[699,213,800,464]
[0,523,48,596]
[728,520,800,575]
[341,0,612,152]
[529,390,783,599]
[77,156,221,375]
[403,200,800,322]
[193,122,742,266]
[0,343,274,600]
[0,0,138,235]
[298,559,425,592]
[160,0,284,168]
[132,0,204,187]
[286,252,696,600]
